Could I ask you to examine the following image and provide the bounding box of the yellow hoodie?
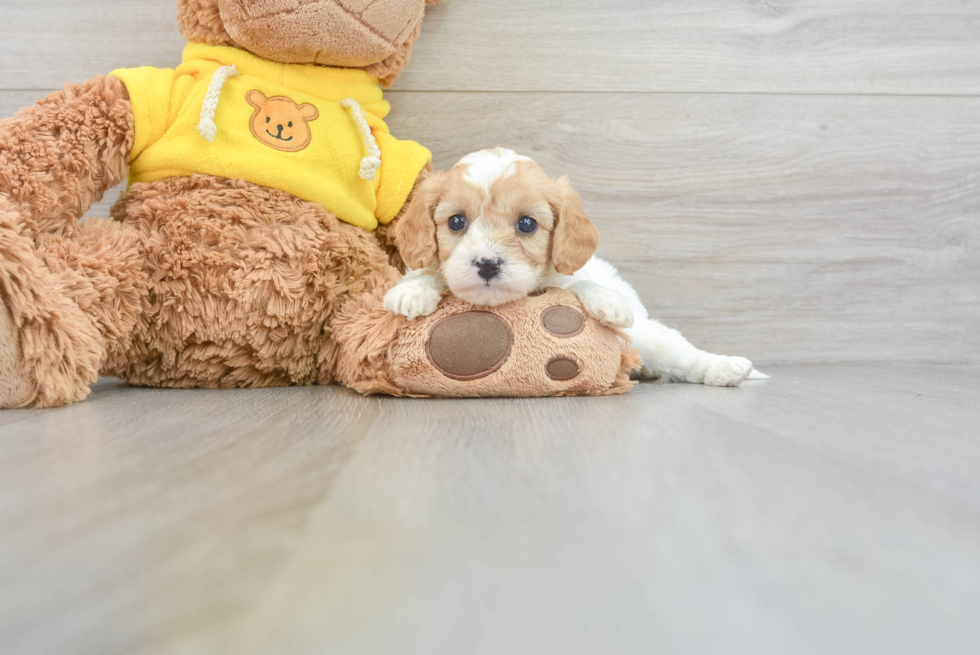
[111,44,432,231]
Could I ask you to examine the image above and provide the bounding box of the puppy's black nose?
[475,258,502,281]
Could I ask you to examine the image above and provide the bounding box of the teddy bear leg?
[0,201,101,408]
[0,204,147,408]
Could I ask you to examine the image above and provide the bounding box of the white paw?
[579,289,634,328]
[703,356,754,387]
[383,282,442,320]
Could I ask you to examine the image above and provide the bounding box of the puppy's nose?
[475,258,503,281]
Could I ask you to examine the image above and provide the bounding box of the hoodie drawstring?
[339,97,382,181]
[197,65,239,143]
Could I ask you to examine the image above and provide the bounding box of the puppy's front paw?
[579,289,634,328]
[703,356,754,387]
[384,283,442,320]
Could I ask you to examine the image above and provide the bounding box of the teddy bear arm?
[0,76,134,239]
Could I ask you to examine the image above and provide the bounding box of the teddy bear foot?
[0,297,36,409]
[386,288,639,398]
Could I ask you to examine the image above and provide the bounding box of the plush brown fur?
[0,77,133,239]
[0,0,635,408]
[105,175,398,389]
[0,77,133,407]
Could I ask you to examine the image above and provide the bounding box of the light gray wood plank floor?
[1,366,979,655]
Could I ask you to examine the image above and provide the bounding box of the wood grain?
[5,88,975,364]
[1,0,979,94]
[384,92,980,364]
[1,367,979,654]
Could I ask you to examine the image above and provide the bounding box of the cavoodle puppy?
[385,148,764,386]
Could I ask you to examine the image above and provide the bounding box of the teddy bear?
[0,0,635,408]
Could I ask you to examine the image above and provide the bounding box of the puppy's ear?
[393,171,443,270]
[551,176,600,275]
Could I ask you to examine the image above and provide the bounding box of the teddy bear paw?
[703,356,754,387]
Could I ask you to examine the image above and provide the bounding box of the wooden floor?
[0,366,978,654]
[2,1,980,653]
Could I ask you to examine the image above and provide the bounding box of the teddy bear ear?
[298,103,320,121]
[176,0,236,48]
[364,19,423,88]
[245,90,268,109]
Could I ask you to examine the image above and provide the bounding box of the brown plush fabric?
[0,78,133,407]
[0,77,133,239]
[177,0,429,86]
[104,175,398,389]
[0,197,102,407]
[330,287,638,398]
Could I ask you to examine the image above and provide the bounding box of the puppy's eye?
[266,117,271,123]
[288,121,293,128]
[517,216,538,234]
[448,214,467,232]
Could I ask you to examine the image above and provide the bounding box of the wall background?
[2,0,977,364]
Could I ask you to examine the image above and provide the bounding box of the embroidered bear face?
[246,90,319,152]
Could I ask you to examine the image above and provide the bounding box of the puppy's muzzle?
[475,258,503,281]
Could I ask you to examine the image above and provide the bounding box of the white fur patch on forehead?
[457,148,533,191]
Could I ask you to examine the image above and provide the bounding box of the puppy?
[384,148,763,386]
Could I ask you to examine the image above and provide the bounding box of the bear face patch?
[246,90,319,153]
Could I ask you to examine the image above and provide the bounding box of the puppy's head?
[395,148,600,306]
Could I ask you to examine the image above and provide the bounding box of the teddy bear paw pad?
[426,311,513,381]
[546,356,581,381]
[541,305,585,337]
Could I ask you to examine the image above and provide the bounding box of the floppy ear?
[393,172,444,270]
[551,177,600,275]
[298,103,319,121]
[246,89,267,109]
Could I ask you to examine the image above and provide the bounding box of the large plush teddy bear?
[0,0,635,408]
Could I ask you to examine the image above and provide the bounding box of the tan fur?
[392,170,443,269]
[376,161,434,272]
[394,157,600,282]
[0,77,133,239]
[0,197,102,407]
[104,175,398,389]
[0,290,35,407]
[550,176,601,275]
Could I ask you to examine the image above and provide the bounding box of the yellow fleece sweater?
[111,44,431,230]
